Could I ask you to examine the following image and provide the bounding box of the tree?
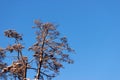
[0,20,74,80]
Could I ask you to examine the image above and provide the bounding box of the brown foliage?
[0,20,74,80]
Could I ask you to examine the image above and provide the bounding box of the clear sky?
[0,0,120,80]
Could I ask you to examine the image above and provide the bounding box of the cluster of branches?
[0,20,74,80]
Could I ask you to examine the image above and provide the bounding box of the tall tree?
[0,20,74,80]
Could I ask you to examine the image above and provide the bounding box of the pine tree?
[0,20,74,80]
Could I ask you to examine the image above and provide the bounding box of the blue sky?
[1,0,120,80]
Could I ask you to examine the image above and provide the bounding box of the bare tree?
[0,20,74,80]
